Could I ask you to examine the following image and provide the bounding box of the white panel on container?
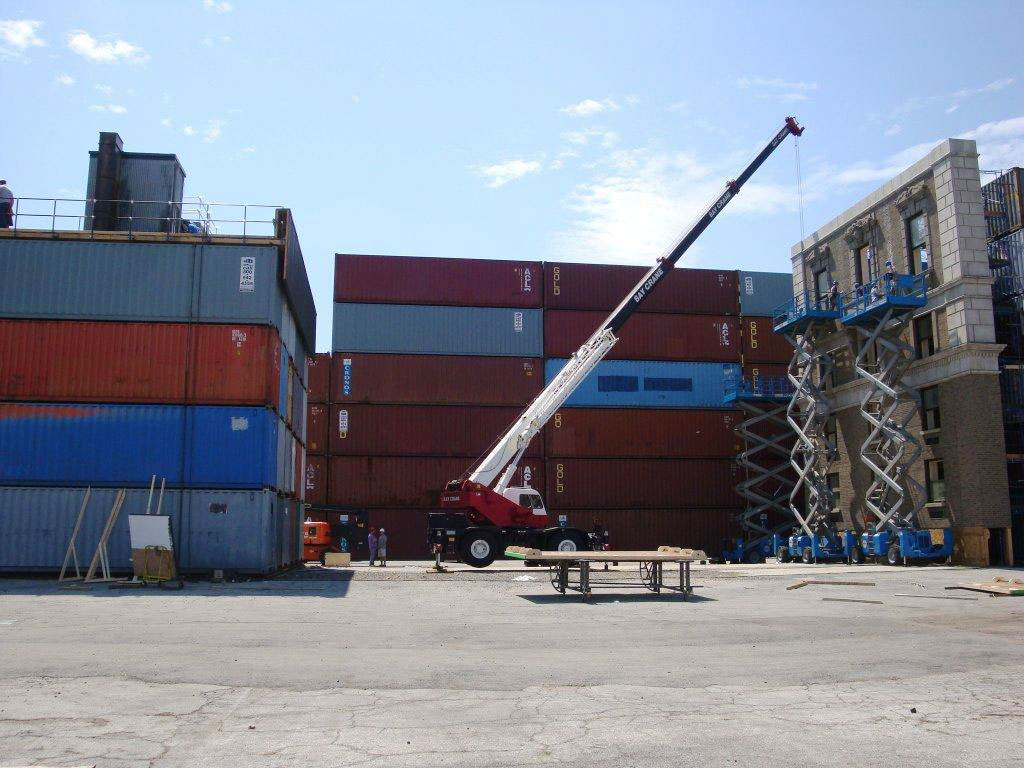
[128,514,173,550]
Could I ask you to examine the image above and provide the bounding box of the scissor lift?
[839,273,952,564]
[720,374,796,563]
[774,291,853,563]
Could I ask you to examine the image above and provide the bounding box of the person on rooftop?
[0,180,13,228]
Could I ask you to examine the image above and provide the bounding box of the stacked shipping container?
[0,230,314,574]
[323,255,795,558]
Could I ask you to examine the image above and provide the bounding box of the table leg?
[582,560,590,596]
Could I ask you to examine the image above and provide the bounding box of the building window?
[814,268,830,305]
[921,386,941,431]
[855,245,874,287]
[907,213,929,275]
[914,314,935,359]
[925,459,945,503]
[827,473,840,510]
[824,416,837,453]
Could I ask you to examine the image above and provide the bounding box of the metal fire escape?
[774,290,849,563]
[721,372,796,563]
[839,272,950,564]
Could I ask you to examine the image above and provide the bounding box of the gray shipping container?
[738,271,794,316]
[0,487,299,574]
[333,302,543,356]
[0,238,310,362]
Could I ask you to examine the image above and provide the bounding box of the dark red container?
[544,311,740,362]
[741,316,793,363]
[365,510,430,559]
[545,263,738,315]
[306,353,331,404]
[305,455,327,505]
[306,403,329,454]
[545,409,741,459]
[327,404,541,457]
[545,458,739,509]
[563,509,740,554]
[0,319,281,407]
[334,254,543,308]
[330,353,543,405]
[328,457,545,508]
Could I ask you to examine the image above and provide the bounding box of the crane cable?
[794,134,806,242]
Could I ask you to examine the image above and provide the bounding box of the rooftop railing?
[1,196,283,240]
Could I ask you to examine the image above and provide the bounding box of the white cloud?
[93,83,113,95]
[624,94,640,106]
[242,146,256,154]
[667,100,688,114]
[560,98,620,117]
[202,119,225,142]
[951,77,1014,100]
[962,116,1024,170]
[892,76,1015,119]
[475,159,542,188]
[0,18,45,60]
[68,30,148,63]
[160,117,172,127]
[89,103,128,114]
[945,105,959,115]
[183,125,195,136]
[563,127,619,148]
[884,124,901,137]
[550,149,579,171]
[203,0,233,12]
[55,73,75,86]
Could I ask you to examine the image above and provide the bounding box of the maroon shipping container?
[545,409,741,459]
[741,316,793,364]
[334,254,543,308]
[306,353,331,404]
[545,458,739,509]
[330,353,543,405]
[366,510,430,559]
[293,438,305,501]
[305,455,327,505]
[327,404,541,457]
[565,509,740,555]
[544,311,740,362]
[328,456,545,508]
[545,263,738,315]
[0,319,281,407]
[306,403,329,454]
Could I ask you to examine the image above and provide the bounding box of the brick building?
[789,138,1012,565]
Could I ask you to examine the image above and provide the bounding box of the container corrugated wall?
[560,509,740,554]
[335,254,543,308]
[544,310,739,361]
[740,316,793,363]
[545,459,739,508]
[305,455,327,505]
[306,403,329,454]
[738,271,794,316]
[0,403,282,489]
[328,456,544,508]
[546,359,739,409]
[330,353,543,405]
[0,487,295,574]
[327,404,540,457]
[546,409,740,458]
[545,263,738,315]
[332,303,543,356]
[307,353,331,403]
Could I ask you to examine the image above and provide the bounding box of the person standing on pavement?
[377,528,388,567]
[367,528,378,567]
[0,180,14,228]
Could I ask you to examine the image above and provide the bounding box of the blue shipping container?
[0,487,296,574]
[738,271,794,316]
[545,359,740,408]
[333,302,543,356]
[0,403,282,489]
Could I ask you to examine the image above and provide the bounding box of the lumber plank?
[822,597,884,604]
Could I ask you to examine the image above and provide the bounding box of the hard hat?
[379,528,385,532]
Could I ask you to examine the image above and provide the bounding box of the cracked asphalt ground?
[1,563,1023,767]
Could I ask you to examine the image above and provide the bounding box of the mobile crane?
[429,117,805,567]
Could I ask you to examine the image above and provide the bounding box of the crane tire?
[459,530,498,568]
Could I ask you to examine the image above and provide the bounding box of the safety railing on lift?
[838,272,928,320]
[2,196,283,241]
[772,289,839,331]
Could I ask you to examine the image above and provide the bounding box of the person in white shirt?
[0,180,13,228]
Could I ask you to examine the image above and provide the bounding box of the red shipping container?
[545,408,741,458]
[306,403,329,454]
[327,404,541,457]
[545,263,738,315]
[307,353,331,404]
[545,458,739,509]
[330,353,543,405]
[293,438,305,501]
[741,316,793,364]
[305,455,327,505]
[564,509,740,554]
[189,324,281,407]
[544,310,740,362]
[328,456,545,508]
[0,319,281,407]
[334,254,542,308]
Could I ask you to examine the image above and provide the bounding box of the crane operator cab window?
[519,492,547,515]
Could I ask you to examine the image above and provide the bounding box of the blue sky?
[3,0,1023,350]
